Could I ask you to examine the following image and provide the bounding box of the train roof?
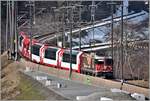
[46,46,61,50]
[95,55,112,60]
[64,49,81,55]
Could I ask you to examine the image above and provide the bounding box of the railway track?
[72,39,149,52]
[110,79,149,89]
[33,32,55,40]
[32,11,147,43]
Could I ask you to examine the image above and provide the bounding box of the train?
[19,31,113,78]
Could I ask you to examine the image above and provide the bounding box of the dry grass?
[1,53,46,100]
[127,80,149,88]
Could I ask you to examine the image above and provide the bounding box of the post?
[51,7,57,46]
[69,6,74,79]
[79,9,81,51]
[119,2,124,90]
[75,5,83,51]
[89,1,97,50]
[29,1,33,60]
[12,1,15,59]
[91,1,96,46]
[61,7,65,48]
[121,2,124,89]
[33,1,36,25]
[8,1,11,59]
[111,3,114,77]
[107,1,117,79]
[6,1,8,51]
[89,1,97,69]
[15,1,18,60]
[9,1,13,59]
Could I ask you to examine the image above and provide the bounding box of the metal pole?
[69,7,74,79]
[63,10,66,48]
[107,1,117,78]
[8,1,11,58]
[91,0,95,45]
[9,1,12,59]
[33,1,36,25]
[52,7,57,46]
[6,1,8,51]
[0,1,2,54]
[15,1,18,60]
[90,1,97,69]
[29,1,33,60]
[12,1,14,59]
[61,8,65,48]
[111,3,114,77]
[14,1,17,60]
[120,2,124,90]
[77,5,83,51]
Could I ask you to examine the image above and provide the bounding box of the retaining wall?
[20,58,149,97]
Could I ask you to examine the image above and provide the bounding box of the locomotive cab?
[95,57,113,78]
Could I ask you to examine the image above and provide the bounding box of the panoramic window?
[31,45,41,56]
[45,48,57,60]
[63,53,76,64]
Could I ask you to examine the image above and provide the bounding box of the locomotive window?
[63,53,76,64]
[31,45,41,56]
[105,59,113,65]
[45,48,57,60]
[95,60,104,64]
[19,36,23,46]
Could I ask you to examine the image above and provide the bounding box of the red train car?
[18,31,113,78]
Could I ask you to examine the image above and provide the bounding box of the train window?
[72,55,77,64]
[31,45,41,56]
[105,59,113,66]
[45,48,57,60]
[19,36,23,46]
[63,53,76,64]
[95,60,104,64]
